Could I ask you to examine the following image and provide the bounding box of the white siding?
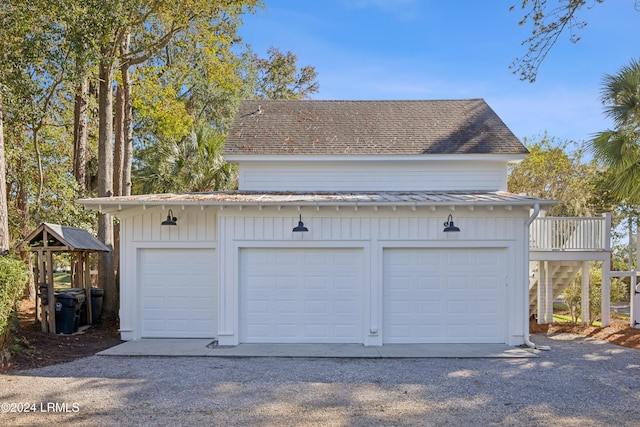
[220,209,519,242]
[116,204,527,345]
[118,207,217,340]
[128,208,216,242]
[217,206,526,346]
[237,160,508,192]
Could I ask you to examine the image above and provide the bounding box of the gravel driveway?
[1,333,639,426]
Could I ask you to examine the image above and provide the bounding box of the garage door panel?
[276,251,298,264]
[335,324,358,338]
[477,323,500,337]
[240,248,363,343]
[277,276,297,289]
[336,250,358,265]
[335,300,355,314]
[305,299,327,313]
[477,251,501,266]
[477,299,499,313]
[417,251,439,265]
[335,276,357,290]
[446,251,468,266]
[448,324,468,337]
[276,323,297,337]
[418,276,439,289]
[418,300,440,313]
[139,249,216,338]
[417,324,439,337]
[384,248,506,344]
[306,276,327,289]
[477,275,499,289]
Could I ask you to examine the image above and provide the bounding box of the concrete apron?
[98,340,538,358]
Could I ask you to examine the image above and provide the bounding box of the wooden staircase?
[529,260,583,316]
[528,213,611,324]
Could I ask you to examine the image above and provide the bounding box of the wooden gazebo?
[18,223,111,334]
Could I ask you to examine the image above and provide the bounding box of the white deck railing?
[530,214,611,251]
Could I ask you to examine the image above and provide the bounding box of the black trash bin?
[55,293,83,334]
[73,293,86,331]
[91,288,104,324]
[64,288,88,325]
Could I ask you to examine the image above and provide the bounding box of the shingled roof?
[224,99,528,156]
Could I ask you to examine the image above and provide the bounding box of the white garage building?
[80,99,554,347]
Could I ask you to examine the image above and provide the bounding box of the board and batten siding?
[118,207,217,340]
[217,206,527,346]
[237,160,509,192]
[225,210,520,241]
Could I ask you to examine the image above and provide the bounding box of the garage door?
[240,248,363,343]
[139,249,216,338]
[383,248,506,343]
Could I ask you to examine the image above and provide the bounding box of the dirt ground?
[1,299,639,373]
[529,317,640,349]
[0,299,122,373]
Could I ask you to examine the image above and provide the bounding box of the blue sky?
[239,1,639,144]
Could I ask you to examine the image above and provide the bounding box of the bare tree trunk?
[73,77,88,196]
[122,39,133,197]
[113,83,124,196]
[0,87,9,253]
[97,57,116,318]
[31,127,43,220]
[112,31,132,307]
[15,158,29,238]
[114,31,132,198]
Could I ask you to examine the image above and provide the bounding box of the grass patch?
[553,313,602,327]
[53,273,71,287]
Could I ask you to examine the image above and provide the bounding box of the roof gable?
[224,99,528,156]
[18,223,111,252]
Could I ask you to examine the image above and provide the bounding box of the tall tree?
[587,58,640,204]
[97,48,116,315]
[508,135,603,216]
[72,75,89,195]
[135,121,234,194]
[253,47,319,100]
[89,0,260,316]
[132,43,319,194]
[0,0,70,238]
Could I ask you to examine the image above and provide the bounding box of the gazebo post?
[82,251,92,325]
[32,252,40,323]
[46,246,56,334]
[39,249,48,332]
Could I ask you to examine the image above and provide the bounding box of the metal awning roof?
[18,223,111,252]
[78,191,555,213]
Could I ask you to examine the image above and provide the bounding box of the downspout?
[524,203,551,350]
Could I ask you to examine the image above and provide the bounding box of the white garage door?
[384,248,506,343]
[240,248,363,343]
[139,249,216,338]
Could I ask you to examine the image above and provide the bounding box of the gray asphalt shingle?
[224,99,528,156]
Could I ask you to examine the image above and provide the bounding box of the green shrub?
[0,255,30,360]
[563,263,627,325]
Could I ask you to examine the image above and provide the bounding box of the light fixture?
[443,214,460,232]
[161,209,177,226]
[292,214,308,232]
